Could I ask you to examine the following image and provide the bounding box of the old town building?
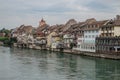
[76,18,108,52]
[62,19,77,49]
[96,15,120,53]
[74,22,86,50]
[96,37,120,53]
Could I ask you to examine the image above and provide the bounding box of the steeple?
[39,18,46,27]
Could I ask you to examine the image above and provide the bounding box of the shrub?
[0,37,9,42]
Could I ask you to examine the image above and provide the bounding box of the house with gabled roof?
[96,15,120,53]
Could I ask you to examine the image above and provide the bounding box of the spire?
[41,18,45,22]
[39,18,46,27]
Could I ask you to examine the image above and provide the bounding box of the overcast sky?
[0,0,120,29]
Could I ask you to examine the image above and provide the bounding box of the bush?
[0,37,9,42]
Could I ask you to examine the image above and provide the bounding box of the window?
[90,47,92,49]
[101,27,104,31]
[92,25,94,28]
[93,47,95,50]
[89,35,91,38]
[77,45,80,48]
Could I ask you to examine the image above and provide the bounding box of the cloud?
[0,0,120,29]
[85,1,113,12]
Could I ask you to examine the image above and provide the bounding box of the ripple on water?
[0,47,120,80]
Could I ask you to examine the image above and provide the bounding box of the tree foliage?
[0,28,10,37]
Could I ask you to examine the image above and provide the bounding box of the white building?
[63,34,75,48]
[76,19,108,52]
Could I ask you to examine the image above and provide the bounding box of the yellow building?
[46,31,57,47]
[46,31,63,49]
[100,18,120,37]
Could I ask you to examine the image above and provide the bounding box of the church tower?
[39,18,46,27]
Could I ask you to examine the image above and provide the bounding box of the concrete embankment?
[13,43,120,60]
[50,48,120,60]
[69,50,120,60]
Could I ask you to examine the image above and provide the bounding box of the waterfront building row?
[11,15,120,54]
[75,15,120,53]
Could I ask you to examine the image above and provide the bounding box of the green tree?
[0,28,10,37]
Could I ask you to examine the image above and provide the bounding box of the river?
[0,46,120,80]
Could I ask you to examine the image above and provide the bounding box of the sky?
[0,0,120,29]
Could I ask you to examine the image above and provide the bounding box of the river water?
[0,46,120,80]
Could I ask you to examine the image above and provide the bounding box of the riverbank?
[12,43,120,60]
[47,48,120,60]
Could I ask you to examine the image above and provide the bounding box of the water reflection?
[0,47,120,80]
[95,59,120,80]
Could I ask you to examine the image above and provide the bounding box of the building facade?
[96,15,120,53]
[76,19,108,52]
[96,37,120,53]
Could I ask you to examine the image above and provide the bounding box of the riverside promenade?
[48,48,120,60]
